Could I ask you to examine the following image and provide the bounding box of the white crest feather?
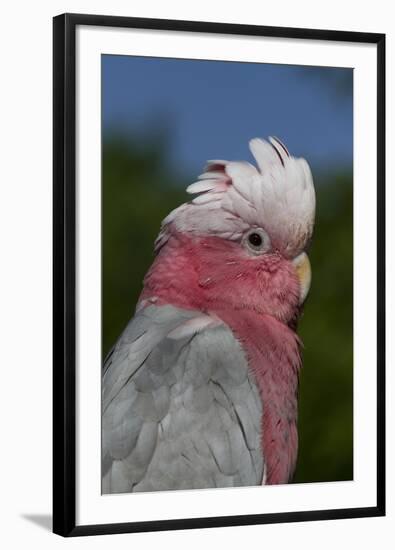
[156,137,315,258]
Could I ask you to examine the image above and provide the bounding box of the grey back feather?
[102,304,264,493]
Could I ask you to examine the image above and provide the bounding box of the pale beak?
[292,252,312,305]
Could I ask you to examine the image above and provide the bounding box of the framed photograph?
[53,13,385,537]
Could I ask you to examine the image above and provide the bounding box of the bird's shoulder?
[102,303,264,493]
[102,303,222,409]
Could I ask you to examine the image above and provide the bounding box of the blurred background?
[102,55,353,484]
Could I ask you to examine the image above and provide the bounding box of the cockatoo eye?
[244,228,271,255]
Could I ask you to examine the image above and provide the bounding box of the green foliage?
[102,136,187,356]
[102,136,353,484]
[294,173,353,483]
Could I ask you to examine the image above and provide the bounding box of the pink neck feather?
[141,232,302,484]
[218,308,300,484]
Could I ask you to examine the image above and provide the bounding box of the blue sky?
[102,55,352,178]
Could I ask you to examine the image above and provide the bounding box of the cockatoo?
[102,137,315,493]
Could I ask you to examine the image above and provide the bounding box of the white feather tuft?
[186,180,218,194]
[156,137,315,258]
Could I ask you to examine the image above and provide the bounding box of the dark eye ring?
[243,228,271,254]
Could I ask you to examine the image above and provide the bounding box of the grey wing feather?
[102,304,264,493]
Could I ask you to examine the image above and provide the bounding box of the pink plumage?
[141,230,302,484]
[103,137,315,492]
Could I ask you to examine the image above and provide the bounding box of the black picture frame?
[53,12,386,537]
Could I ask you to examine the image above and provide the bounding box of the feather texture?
[102,304,264,493]
[157,137,315,258]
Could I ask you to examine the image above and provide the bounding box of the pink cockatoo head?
[142,136,315,329]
